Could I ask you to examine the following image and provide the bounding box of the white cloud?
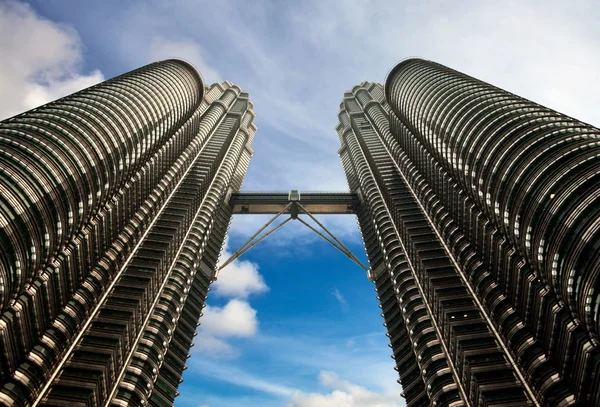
[195,238,268,359]
[200,299,258,337]
[195,299,259,358]
[149,37,221,85]
[290,0,600,127]
[287,371,404,407]
[213,239,269,299]
[0,0,104,120]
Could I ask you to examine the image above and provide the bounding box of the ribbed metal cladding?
[0,60,203,307]
[0,60,204,389]
[381,58,600,406]
[0,60,256,406]
[338,80,547,406]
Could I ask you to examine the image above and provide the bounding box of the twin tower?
[0,59,599,406]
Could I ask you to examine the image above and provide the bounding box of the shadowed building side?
[142,83,256,407]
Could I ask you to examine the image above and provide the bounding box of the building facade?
[337,60,600,406]
[0,60,256,406]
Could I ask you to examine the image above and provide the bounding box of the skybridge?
[220,190,368,273]
[229,190,360,215]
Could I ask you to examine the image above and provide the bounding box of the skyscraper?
[337,60,600,406]
[2,54,600,407]
[0,60,256,406]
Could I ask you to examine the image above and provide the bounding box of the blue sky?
[1,1,600,406]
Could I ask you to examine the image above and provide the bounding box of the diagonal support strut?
[217,203,369,273]
[295,217,369,272]
[218,207,291,271]
[296,203,368,271]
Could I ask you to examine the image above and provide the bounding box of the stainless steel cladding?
[0,61,256,407]
[339,59,600,407]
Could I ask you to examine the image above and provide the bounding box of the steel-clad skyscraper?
[0,60,256,406]
[3,55,600,407]
[337,60,600,407]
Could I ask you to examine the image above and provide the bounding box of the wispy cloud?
[248,331,397,393]
[188,360,296,397]
[148,36,221,84]
[227,214,363,254]
[332,288,347,307]
[186,330,402,406]
[287,370,405,407]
